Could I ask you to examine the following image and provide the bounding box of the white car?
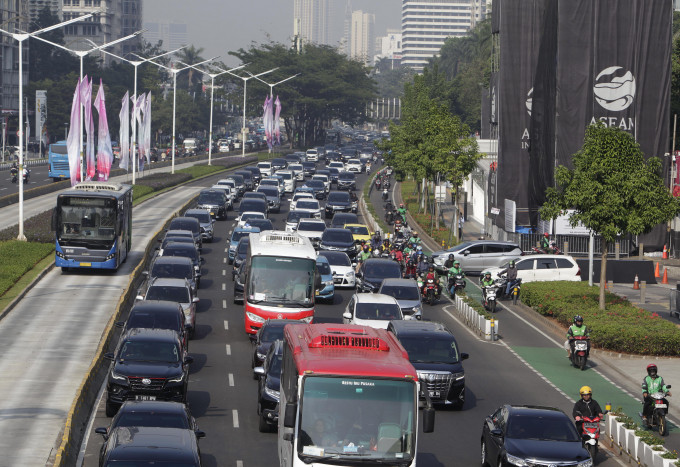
[345,158,362,173]
[297,218,326,246]
[328,161,345,171]
[237,211,266,228]
[290,192,315,211]
[288,164,304,181]
[485,254,581,283]
[275,170,296,193]
[343,293,404,329]
[318,251,355,288]
[293,199,322,218]
[305,149,319,162]
[312,174,330,193]
[219,142,230,152]
[257,161,273,177]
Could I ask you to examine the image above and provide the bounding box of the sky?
[143,0,402,66]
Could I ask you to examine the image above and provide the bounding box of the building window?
[64,25,77,35]
[82,24,97,35]
[84,0,92,6]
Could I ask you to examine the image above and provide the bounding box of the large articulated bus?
[278,323,435,467]
[242,231,318,335]
[54,182,132,271]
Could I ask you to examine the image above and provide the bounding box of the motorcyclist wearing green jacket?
[356,244,371,273]
[566,315,590,358]
[642,364,671,424]
[397,203,407,220]
[408,231,421,245]
[480,271,495,301]
[447,260,465,296]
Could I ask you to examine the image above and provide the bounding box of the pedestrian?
[458,212,464,240]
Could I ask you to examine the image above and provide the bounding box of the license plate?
[655,403,667,408]
[210,212,215,216]
[135,395,156,401]
[575,343,587,350]
[315,290,319,295]
[584,423,599,429]
[428,390,440,398]
[80,262,91,267]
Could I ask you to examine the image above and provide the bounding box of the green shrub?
[0,210,54,243]
[522,282,680,355]
[661,450,678,459]
[0,241,54,296]
[635,429,665,446]
[176,165,226,178]
[132,185,154,202]
[136,173,192,191]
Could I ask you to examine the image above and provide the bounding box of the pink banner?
[274,96,281,145]
[94,79,114,181]
[119,91,130,170]
[80,76,95,180]
[66,79,81,186]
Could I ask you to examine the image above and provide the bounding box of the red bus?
[278,323,435,467]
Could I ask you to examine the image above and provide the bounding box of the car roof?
[506,405,570,418]
[353,293,401,305]
[388,320,451,337]
[344,223,368,228]
[153,256,193,266]
[184,208,210,215]
[233,226,260,233]
[119,400,187,414]
[130,301,183,314]
[199,188,226,194]
[108,427,197,462]
[318,250,350,260]
[380,278,419,288]
[316,255,330,265]
[149,277,190,288]
[122,327,180,342]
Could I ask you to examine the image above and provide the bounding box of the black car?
[148,256,198,294]
[196,189,228,220]
[244,166,262,184]
[234,170,254,190]
[319,228,357,259]
[337,171,356,190]
[160,235,199,254]
[229,174,246,196]
[168,217,202,249]
[387,321,468,408]
[356,258,403,292]
[233,236,251,271]
[97,426,202,466]
[327,167,340,183]
[184,208,214,243]
[303,179,326,200]
[481,405,591,467]
[330,212,359,229]
[251,319,288,367]
[257,186,281,212]
[104,328,193,416]
[302,161,316,177]
[118,300,188,351]
[254,339,283,432]
[238,198,268,217]
[234,261,246,304]
[160,242,203,284]
[324,191,353,218]
[271,158,287,171]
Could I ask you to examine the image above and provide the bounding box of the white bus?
[242,231,318,335]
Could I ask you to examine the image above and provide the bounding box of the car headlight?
[412,306,422,316]
[299,316,313,323]
[453,371,465,381]
[256,352,266,360]
[111,370,128,382]
[323,280,333,286]
[168,373,185,383]
[505,454,528,466]
[246,312,266,324]
[264,386,280,402]
[345,271,355,278]
[577,460,593,467]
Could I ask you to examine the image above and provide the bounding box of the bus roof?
[248,230,316,261]
[283,323,418,380]
[60,182,132,199]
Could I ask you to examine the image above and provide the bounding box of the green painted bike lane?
[510,345,678,433]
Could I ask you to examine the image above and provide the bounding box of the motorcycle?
[576,413,604,460]
[482,285,499,312]
[394,219,404,234]
[382,188,388,201]
[384,179,391,189]
[569,335,590,370]
[496,276,522,304]
[403,260,417,279]
[419,276,439,305]
[10,168,18,183]
[375,178,381,189]
[23,169,29,184]
[532,240,561,255]
[448,273,466,297]
[641,386,671,435]
[385,210,394,225]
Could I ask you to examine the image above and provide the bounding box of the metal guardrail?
[0,158,48,171]
[519,233,630,257]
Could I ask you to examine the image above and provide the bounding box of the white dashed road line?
[229,373,234,387]
[233,409,240,428]
[223,300,227,310]
[226,344,231,355]
[224,320,229,330]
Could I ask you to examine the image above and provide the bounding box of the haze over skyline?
[143,0,401,67]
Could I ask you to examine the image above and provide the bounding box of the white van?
[305,149,319,162]
[275,170,296,193]
[257,161,273,177]
[183,138,198,153]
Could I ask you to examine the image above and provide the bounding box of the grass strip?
[0,253,53,312]
[0,241,55,297]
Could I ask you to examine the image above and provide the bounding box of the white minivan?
[487,254,581,283]
[257,161,273,177]
[305,149,319,162]
[276,170,296,193]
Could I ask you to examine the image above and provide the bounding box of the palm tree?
[176,45,205,91]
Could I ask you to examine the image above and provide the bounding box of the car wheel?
[105,400,118,418]
[259,410,271,433]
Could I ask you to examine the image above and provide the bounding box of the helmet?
[509,260,515,267]
[484,271,491,277]
[448,254,454,259]
[574,315,583,325]
[400,203,404,207]
[413,232,419,237]
[579,386,592,396]
[453,260,460,266]
[429,265,434,271]
[416,245,423,251]
[363,245,369,251]
[544,232,549,237]
[647,364,658,376]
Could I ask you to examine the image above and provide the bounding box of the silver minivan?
[432,240,522,275]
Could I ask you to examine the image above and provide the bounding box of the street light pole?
[143,56,218,173]
[0,12,96,241]
[247,72,300,152]
[177,62,246,165]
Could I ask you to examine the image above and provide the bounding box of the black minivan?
[319,228,357,259]
[238,198,268,216]
[234,170,254,190]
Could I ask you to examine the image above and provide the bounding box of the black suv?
[98,426,202,466]
[324,191,353,218]
[168,217,202,249]
[356,258,403,293]
[387,320,468,409]
[104,328,193,416]
[337,171,356,190]
[118,300,188,351]
[319,228,357,259]
[196,189,228,220]
[254,339,283,432]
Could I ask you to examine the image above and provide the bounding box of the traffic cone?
[663,245,668,259]
[633,274,640,290]
[662,268,669,284]
[655,262,661,278]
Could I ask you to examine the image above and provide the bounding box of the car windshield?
[364,262,402,278]
[506,414,581,441]
[231,230,253,243]
[261,324,285,342]
[288,211,313,223]
[279,172,292,180]
[320,252,351,267]
[240,201,267,214]
[237,240,250,254]
[299,222,325,232]
[258,163,271,169]
[162,245,198,262]
[161,237,194,249]
[269,353,283,375]
[247,256,316,307]
[151,262,192,280]
[323,230,353,242]
[114,411,190,429]
[339,173,354,180]
[186,211,211,223]
[316,261,332,275]
[146,286,190,303]
[380,284,420,301]
[306,180,324,188]
[346,225,369,235]
[119,340,181,363]
[260,180,278,187]
[127,311,179,332]
[355,302,402,320]
[297,200,319,210]
[244,220,272,230]
[294,194,313,202]
[398,336,459,363]
[327,192,350,203]
[290,165,302,171]
[197,192,225,205]
[258,187,278,197]
[169,219,198,234]
[241,213,264,222]
[312,176,327,182]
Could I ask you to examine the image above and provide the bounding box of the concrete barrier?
[452,294,499,340]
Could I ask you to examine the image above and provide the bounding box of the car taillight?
[576,267,581,276]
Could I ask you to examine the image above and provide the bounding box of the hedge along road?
[0,157,257,466]
[374,179,680,449]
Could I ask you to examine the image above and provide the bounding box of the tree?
[540,124,680,310]
[176,45,205,92]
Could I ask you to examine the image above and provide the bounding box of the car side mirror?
[490,428,503,437]
[200,257,205,263]
[463,250,470,256]
[422,407,435,433]
[192,297,200,303]
[104,352,115,361]
[343,312,352,320]
[195,429,206,439]
[284,402,297,428]
[135,295,144,301]
[461,352,469,360]
[254,366,265,376]
[95,427,108,438]
[115,321,125,328]
[184,356,194,364]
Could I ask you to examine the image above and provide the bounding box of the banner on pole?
[35,90,46,147]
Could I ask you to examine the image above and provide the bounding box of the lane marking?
[222,269,226,276]
[226,344,231,355]
[237,461,243,467]
[222,283,226,291]
[223,257,227,263]
[229,373,234,387]
[225,247,229,253]
[233,409,239,428]
[224,320,229,330]
[223,300,227,310]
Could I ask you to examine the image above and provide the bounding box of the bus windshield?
[248,256,315,307]
[57,196,117,246]
[297,377,416,462]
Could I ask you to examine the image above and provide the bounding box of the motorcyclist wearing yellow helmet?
[573,386,603,433]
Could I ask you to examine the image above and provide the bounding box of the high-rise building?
[293,0,330,46]
[143,20,188,51]
[28,0,62,23]
[1,0,29,113]
[402,0,487,71]
[350,10,375,65]
[62,0,143,62]
[374,29,402,68]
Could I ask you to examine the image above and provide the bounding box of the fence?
[0,157,48,171]
[452,294,498,340]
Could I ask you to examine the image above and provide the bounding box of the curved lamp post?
[247,72,300,152]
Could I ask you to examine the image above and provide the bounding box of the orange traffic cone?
[662,267,669,284]
[633,274,640,290]
[663,245,668,259]
[655,262,661,278]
